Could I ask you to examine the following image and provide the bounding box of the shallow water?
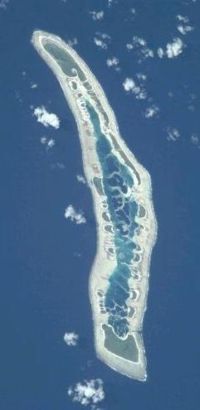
[1,0,200,408]
[86,102,140,337]
[44,41,86,81]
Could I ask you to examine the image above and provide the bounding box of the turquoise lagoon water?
[1,1,200,409]
[43,39,139,337]
[86,102,139,338]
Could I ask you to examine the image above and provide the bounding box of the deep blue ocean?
[1,0,200,409]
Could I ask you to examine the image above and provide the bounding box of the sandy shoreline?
[32,30,158,381]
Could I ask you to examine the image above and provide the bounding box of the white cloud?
[0,0,9,10]
[126,7,136,21]
[136,72,147,81]
[166,127,180,141]
[94,32,111,50]
[33,106,60,129]
[123,78,136,92]
[30,83,38,89]
[106,57,120,71]
[176,15,194,35]
[94,38,107,49]
[126,43,134,50]
[166,38,184,58]
[190,133,199,146]
[107,0,116,7]
[40,136,47,144]
[158,38,185,59]
[40,136,55,149]
[58,162,65,169]
[133,36,146,47]
[68,379,105,408]
[177,24,194,35]
[144,105,159,118]
[67,37,78,47]
[63,332,79,346]
[76,174,86,184]
[122,77,147,99]
[157,47,165,58]
[106,57,119,67]
[176,14,189,23]
[136,90,147,100]
[90,10,104,21]
[64,205,86,224]
[126,36,154,62]
[98,33,110,40]
[47,138,55,149]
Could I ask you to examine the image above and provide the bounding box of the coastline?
[31,30,158,381]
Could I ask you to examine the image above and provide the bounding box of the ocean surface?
[1,0,200,409]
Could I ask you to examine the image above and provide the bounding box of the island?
[31,30,157,381]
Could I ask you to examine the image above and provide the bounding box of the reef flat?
[32,30,157,381]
